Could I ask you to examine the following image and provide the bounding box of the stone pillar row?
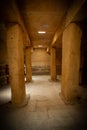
[7,22,82,106]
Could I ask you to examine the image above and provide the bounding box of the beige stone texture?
[25,47,32,82]
[50,47,57,80]
[61,23,82,102]
[31,48,50,67]
[7,24,27,107]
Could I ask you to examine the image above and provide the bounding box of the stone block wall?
[32,65,50,75]
[31,48,50,75]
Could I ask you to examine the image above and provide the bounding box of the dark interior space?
[0,0,87,130]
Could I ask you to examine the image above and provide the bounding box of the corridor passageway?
[0,0,87,129]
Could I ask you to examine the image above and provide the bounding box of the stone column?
[61,23,82,103]
[7,24,27,107]
[25,47,32,82]
[50,47,57,81]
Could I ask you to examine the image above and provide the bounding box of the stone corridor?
[0,75,87,130]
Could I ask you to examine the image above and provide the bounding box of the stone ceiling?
[0,0,87,49]
[16,0,72,48]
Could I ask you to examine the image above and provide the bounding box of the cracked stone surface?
[0,75,87,130]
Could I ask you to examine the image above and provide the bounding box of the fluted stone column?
[7,24,27,107]
[61,23,82,103]
[50,47,57,81]
[25,47,32,82]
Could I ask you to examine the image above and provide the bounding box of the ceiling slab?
[17,0,70,48]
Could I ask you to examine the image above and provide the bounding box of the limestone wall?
[31,48,50,75]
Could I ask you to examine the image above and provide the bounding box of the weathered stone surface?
[7,24,27,106]
[25,47,32,82]
[50,47,57,80]
[61,23,82,102]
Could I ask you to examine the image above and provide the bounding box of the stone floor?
[0,75,87,130]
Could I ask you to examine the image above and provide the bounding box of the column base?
[7,94,30,108]
[49,79,59,82]
[25,80,33,83]
[59,92,81,105]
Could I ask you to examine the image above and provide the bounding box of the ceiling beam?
[51,0,86,47]
[0,0,31,47]
[65,0,86,27]
[14,0,31,47]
